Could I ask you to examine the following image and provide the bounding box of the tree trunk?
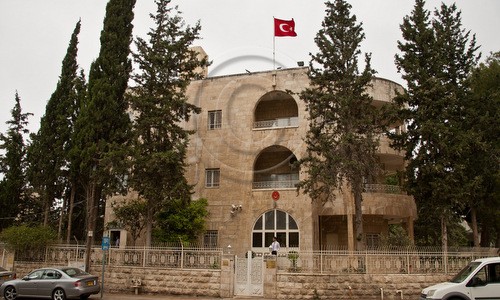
[441,215,448,253]
[66,183,76,244]
[57,193,67,240]
[353,183,364,251]
[43,191,50,226]
[145,203,154,247]
[85,181,97,272]
[470,207,479,247]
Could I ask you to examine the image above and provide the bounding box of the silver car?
[0,267,100,300]
[0,267,15,285]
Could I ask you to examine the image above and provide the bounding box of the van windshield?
[450,262,481,283]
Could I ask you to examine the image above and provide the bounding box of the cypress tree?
[128,0,209,246]
[390,0,479,248]
[71,0,136,269]
[0,92,32,229]
[298,0,379,250]
[27,21,85,232]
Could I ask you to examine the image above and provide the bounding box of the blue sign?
[102,237,110,251]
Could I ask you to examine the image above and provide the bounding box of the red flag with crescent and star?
[274,18,297,37]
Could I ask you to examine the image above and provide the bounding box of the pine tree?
[0,92,32,229]
[390,0,479,248]
[128,0,209,246]
[298,0,379,250]
[71,0,136,270]
[27,21,85,233]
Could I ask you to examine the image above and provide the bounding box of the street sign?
[102,237,110,251]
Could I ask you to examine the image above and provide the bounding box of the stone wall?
[12,262,223,298]
[102,266,221,297]
[275,273,450,300]
[12,261,451,299]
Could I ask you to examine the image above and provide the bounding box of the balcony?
[252,179,299,190]
[253,117,299,129]
[364,184,405,195]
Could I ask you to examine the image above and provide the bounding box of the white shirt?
[271,241,280,252]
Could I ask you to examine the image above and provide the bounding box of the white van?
[419,256,500,300]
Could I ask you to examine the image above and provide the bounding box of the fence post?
[406,250,410,274]
[180,242,184,269]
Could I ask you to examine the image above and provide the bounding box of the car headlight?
[427,289,436,297]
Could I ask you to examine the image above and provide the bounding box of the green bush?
[0,225,57,251]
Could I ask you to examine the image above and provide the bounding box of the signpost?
[101,236,110,299]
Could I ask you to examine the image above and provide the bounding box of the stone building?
[106,51,417,254]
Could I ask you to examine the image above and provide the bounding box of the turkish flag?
[274,18,297,37]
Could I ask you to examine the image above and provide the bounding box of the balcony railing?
[364,184,404,194]
[253,117,298,129]
[253,180,299,189]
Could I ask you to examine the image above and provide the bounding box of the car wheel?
[80,296,89,300]
[3,285,17,300]
[52,288,66,300]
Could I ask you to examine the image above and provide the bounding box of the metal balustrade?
[12,245,498,275]
[252,180,299,189]
[364,183,405,194]
[253,117,299,129]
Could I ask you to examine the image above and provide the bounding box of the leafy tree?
[379,224,412,248]
[71,0,136,270]
[462,52,500,247]
[0,92,32,229]
[153,198,208,244]
[297,0,379,250]
[108,198,147,246]
[27,21,85,235]
[0,225,56,252]
[128,0,209,246]
[389,0,479,248]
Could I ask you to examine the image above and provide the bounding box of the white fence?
[274,247,499,275]
[13,245,499,275]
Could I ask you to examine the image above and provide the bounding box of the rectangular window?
[203,230,218,248]
[208,110,222,130]
[366,233,380,249]
[205,168,220,188]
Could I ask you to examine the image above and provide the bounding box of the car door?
[38,269,61,297]
[469,263,500,300]
[16,269,44,297]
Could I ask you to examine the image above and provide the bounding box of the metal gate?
[234,251,264,296]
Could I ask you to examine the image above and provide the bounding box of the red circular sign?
[272,191,280,201]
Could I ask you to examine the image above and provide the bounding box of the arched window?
[252,210,299,251]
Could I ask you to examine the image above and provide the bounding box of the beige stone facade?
[179,66,416,255]
[105,54,416,253]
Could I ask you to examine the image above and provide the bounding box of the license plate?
[86,281,95,286]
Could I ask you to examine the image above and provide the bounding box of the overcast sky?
[1,0,499,135]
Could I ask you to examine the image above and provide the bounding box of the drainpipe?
[380,288,384,300]
[396,289,403,299]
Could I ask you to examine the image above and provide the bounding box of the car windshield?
[450,262,481,283]
[61,268,89,277]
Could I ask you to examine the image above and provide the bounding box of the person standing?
[270,237,280,255]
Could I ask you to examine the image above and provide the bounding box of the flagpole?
[273,17,276,70]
